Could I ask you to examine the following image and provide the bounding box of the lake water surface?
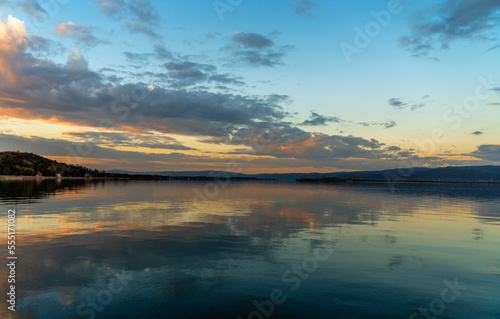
[1,179,499,319]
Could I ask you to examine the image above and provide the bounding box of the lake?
[0,179,499,319]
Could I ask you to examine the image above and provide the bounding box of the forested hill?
[0,151,104,177]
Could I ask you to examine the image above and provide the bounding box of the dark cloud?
[124,21,161,39]
[300,111,342,126]
[154,45,174,60]
[388,98,426,111]
[472,130,484,135]
[388,98,407,108]
[359,120,397,129]
[164,61,215,86]
[123,51,152,64]
[208,74,245,86]
[384,121,397,129]
[96,0,162,39]
[400,0,500,57]
[55,22,109,47]
[224,32,293,67]
[232,32,275,49]
[471,144,500,162]
[290,0,318,16]
[160,59,244,88]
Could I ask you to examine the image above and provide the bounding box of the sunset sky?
[0,0,499,173]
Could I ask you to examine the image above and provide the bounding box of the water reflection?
[0,180,499,318]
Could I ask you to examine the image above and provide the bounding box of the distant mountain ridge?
[109,165,500,182]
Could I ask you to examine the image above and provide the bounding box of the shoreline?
[0,176,110,180]
[0,175,498,184]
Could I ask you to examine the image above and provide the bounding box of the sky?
[0,0,499,173]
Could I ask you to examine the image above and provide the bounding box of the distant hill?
[0,151,103,177]
[329,166,500,182]
[109,165,500,182]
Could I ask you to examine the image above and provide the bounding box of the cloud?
[387,146,401,151]
[0,132,411,171]
[159,59,244,88]
[388,97,426,111]
[232,32,275,49]
[488,102,500,105]
[290,0,318,16]
[471,144,500,162]
[124,21,161,39]
[200,124,404,165]
[17,0,47,22]
[96,0,162,39]
[0,132,197,167]
[224,32,293,67]
[384,121,397,129]
[400,0,500,57]
[66,49,89,72]
[55,21,109,46]
[123,51,152,64]
[0,18,291,139]
[358,120,397,129]
[154,45,174,60]
[471,130,484,135]
[388,98,406,108]
[0,15,58,82]
[0,15,451,171]
[62,131,196,151]
[299,111,342,126]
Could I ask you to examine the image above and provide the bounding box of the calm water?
[1,179,499,319]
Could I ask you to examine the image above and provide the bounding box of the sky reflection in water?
[0,180,499,319]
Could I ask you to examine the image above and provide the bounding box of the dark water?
[1,179,499,319]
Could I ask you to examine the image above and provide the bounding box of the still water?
[0,179,499,319]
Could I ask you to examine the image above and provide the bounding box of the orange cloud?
[487,102,500,105]
[0,16,29,83]
[55,21,76,35]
